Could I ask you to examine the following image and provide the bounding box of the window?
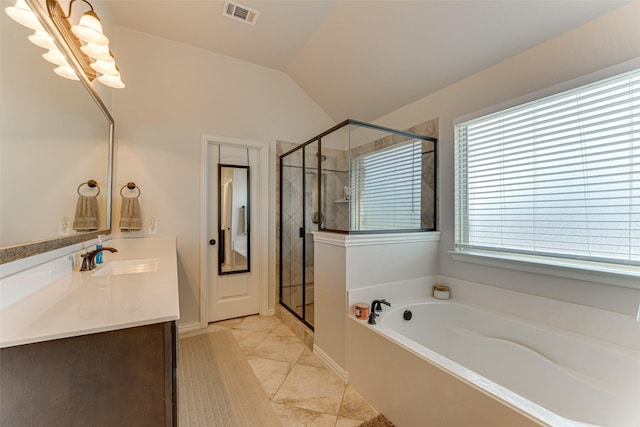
[351,139,422,231]
[455,69,639,268]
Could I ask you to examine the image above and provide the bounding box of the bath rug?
[359,414,395,427]
[178,330,282,426]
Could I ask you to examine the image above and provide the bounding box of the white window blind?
[455,69,640,266]
[351,139,422,231]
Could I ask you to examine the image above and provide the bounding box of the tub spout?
[371,299,391,312]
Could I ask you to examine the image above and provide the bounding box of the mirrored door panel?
[218,164,250,275]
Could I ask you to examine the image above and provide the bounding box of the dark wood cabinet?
[0,321,177,427]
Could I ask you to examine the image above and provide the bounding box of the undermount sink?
[91,258,160,277]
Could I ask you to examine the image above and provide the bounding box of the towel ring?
[77,180,100,196]
[120,182,141,198]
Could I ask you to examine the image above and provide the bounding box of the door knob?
[209,239,216,245]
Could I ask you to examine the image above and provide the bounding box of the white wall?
[373,2,640,316]
[111,26,333,326]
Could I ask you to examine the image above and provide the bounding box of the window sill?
[450,250,640,290]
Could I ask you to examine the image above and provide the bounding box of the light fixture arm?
[61,0,94,19]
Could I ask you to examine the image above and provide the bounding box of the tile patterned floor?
[181,315,379,427]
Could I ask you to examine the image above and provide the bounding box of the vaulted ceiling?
[110,0,628,122]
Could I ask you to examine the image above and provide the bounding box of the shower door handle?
[299,227,304,238]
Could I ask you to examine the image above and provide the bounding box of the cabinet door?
[1,322,177,427]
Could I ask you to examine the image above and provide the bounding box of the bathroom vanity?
[0,237,180,427]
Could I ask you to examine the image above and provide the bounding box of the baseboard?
[178,321,202,334]
[262,308,276,316]
[313,344,349,384]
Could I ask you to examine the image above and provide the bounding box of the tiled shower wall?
[319,146,350,231]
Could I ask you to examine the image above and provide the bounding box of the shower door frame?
[279,138,322,330]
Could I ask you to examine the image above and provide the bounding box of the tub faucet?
[80,247,118,271]
[372,299,390,312]
[368,299,391,325]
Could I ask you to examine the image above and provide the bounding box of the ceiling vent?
[223,1,259,26]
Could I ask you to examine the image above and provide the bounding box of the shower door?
[279,141,318,328]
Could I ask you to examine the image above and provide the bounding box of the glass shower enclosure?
[279,119,437,329]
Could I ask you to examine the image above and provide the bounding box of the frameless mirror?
[0,1,113,263]
[218,165,250,275]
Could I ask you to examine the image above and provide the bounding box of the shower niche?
[279,119,438,329]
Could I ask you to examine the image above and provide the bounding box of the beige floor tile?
[273,364,345,415]
[215,317,245,329]
[338,385,378,421]
[178,329,207,339]
[231,328,270,353]
[178,322,230,339]
[271,402,337,427]
[238,315,283,331]
[181,314,383,427]
[336,417,364,427]
[205,322,230,333]
[251,333,306,363]
[271,323,298,337]
[296,348,326,369]
[247,356,292,398]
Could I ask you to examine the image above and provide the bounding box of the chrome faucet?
[368,299,391,325]
[80,247,118,271]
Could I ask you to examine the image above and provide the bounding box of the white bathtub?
[357,298,640,426]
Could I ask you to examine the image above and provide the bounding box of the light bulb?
[54,65,79,80]
[81,43,113,61]
[90,58,118,75]
[98,73,125,89]
[28,29,56,50]
[42,49,69,66]
[5,0,43,31]
[71,11,108,45]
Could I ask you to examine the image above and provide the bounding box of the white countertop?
[0,237,180,348]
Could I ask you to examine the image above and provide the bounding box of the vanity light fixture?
[81,42,112,61]
[28,29,57,50]
[4,0,124,88]
[5,0,41,30]
[98,71,124,89]
[42,48,69,66]
[71,7,109,45]
[54,65,80,80]
[90,56,116,75]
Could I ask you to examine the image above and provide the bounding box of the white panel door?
[206,143,260,322]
